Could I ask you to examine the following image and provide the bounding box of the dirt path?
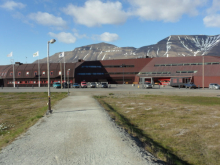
[0,93,163,165]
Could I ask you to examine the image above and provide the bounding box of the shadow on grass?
[98,98,191,165]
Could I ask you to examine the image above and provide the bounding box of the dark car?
[185,82,196,89]
[90,82,96,88]
[101,83,108,88]
[72,83,80,88]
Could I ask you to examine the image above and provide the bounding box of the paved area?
[0,91,163,165]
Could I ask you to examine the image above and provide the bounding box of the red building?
[0,56,220,87]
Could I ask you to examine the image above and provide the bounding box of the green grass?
[0,92,67,150]
[95,95,220,165]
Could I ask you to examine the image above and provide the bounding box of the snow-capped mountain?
[34,35,220,63]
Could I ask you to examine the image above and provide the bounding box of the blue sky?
[0,0,220,65]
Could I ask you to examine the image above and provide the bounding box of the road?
[0,90,163,165]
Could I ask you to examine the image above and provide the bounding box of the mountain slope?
[34,35,220,63]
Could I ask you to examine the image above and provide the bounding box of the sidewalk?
[0,94,162,165]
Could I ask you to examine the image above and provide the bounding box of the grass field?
[0,92,67,150]
[95,94,220,165]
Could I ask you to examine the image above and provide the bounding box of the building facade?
[0,56,220,87]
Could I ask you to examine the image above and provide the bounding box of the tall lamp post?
[68,69,70,95]
[47,39,56,113]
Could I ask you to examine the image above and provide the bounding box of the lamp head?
[49,39,56,44]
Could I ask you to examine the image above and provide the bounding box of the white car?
[144,82,152,88]
[209,83,220,90]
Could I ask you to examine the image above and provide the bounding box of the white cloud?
[203,0,220,27]
[0,1,26,10]
[62,0,128,27]
[203,14,220,27]
[93,32,119,42]
[206,0,220,15]
[128,0,206,22]
[72,29,87,39]
[48,32,76,44]
[28,12,67,28]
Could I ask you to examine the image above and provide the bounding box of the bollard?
[198,85,200,89]
[17,85,19,89]
[159,85,160,89]
[32,85,34,89]
[1,85,3,89]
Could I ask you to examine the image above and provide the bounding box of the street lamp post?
[68,69,70,95]
[47,39,56,114]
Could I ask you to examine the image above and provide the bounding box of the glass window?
[26,71,29,75]
[172,64,177,66]
[212,62,219,65]
[184,63,190,66]
[59,71,61,75]
[154,65,159,67]
[177,64,183,66]
[191,63,197,65]
[42,71,45,75]
[18,72,21,76]
[50,71,53,75]
[176,71,181,73]
[10,72,13,76]
[166,64,171,66]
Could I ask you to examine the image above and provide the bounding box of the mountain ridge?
[34,34,220,63]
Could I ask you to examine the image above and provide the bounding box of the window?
[18,72,21,76]
[26,71,29,75]
[67,70,70,75]
[184,63,190,66]
[10,72,13,76]
[59,71,61,75]
[154,65,159,67]
[42,71,46,75]
[34,71,37,76]
[50,71,53,75]
[212,62,219,65]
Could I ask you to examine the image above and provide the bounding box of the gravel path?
[0,94,163,165]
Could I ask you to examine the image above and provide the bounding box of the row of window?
[154,62,220,67]
[7,80,73,84]
[81,65,135,68]
[5,70,70,77]
[139,70,198,75]
[81,66,102,68]
[176,71,197,73]
[77,72,138,76]
[139,72,171,75]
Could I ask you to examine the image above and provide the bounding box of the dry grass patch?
[95,95,220,165]
[0,92,67,149]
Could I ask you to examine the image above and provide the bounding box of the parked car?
[81,81,87,88]
[185,82,196,89]
[144,82,152,88]
[73,83,80,88]
[90,82,96,88]
[62,82,71,88]
[53,82,61,88]
[209,83,220,90]
[101,83,108,88]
